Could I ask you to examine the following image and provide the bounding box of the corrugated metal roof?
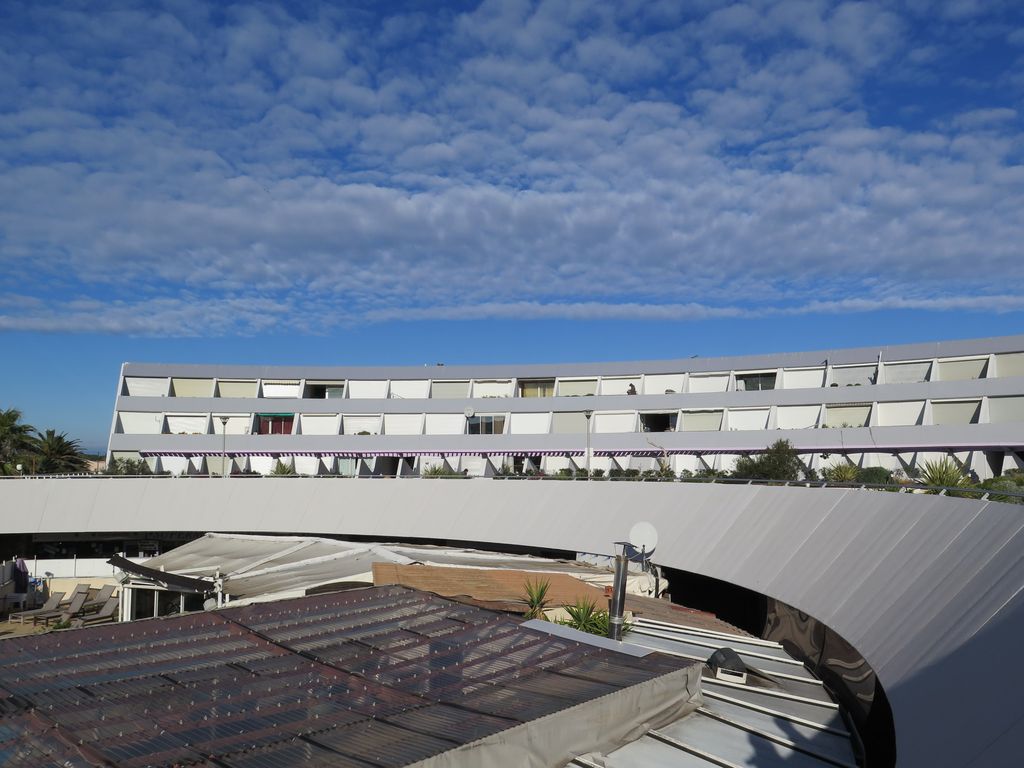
[0,586,695,768]
[569,616,860,768]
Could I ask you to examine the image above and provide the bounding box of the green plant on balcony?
[919,457,969,493]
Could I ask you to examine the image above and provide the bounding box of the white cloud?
[0,0,1021,337]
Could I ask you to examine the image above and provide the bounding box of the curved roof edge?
[2,478,1022,766]
[120,333,1024,380]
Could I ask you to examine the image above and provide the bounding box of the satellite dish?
[203,598,218,611]
[464,407,475,418]
[628,521,659,556]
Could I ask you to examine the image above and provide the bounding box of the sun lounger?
[72,595,120,628]
[80,584,116,614]
[7,591,65,624]
[34,591,89,627]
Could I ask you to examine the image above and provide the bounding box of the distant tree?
[32,429,88,474]
[733,439,805,482]
[104,457,153,475]
[0,408,36,474]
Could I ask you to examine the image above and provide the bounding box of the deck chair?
[72,596,120,628]
[34,591,89,627]
[7,591,65,624]
[80,584,116,614]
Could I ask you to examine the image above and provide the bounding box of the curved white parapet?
[2,477,1022,766]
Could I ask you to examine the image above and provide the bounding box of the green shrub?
[856,466,894,485]
[822,463,859,483]
[732,440,804,482]
[558,598,632,637]
[919,458,970,494]
[422,464,461,477]
[977,476,1024,504]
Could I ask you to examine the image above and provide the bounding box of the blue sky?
[1,0,1022,451]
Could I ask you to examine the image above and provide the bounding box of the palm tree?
[32,429,88,474]
[0,408,36,474]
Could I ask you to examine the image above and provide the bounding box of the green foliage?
[919,457,970,492]
[270,460,297,476]
[33,429,89,474]
[822,463,859,483]
[732,440,804,482]
[103,457,153,475]
[495,463,514,477]
[422,464,461,477]
[0,408,37,474]
[522,578,550,620]
[1,409,90,475]
[693,468,729,480]
[590,468,605,478]
[855,466,894,485]
[608,468,641,480]
[977,474,1024,504]
[558,598,632,637]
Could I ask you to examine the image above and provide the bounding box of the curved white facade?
[106,335,1024,479]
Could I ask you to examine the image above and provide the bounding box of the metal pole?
[584,410,593,479]
[608,549,628,641]
[219,416,229,479]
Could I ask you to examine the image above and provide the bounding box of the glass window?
[735,373,776,391]
[518,379,555,398]
[467,415,506,434]
[256,414,294,434]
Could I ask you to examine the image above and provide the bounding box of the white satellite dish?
[464,406,475,418]
[629,521,659,556]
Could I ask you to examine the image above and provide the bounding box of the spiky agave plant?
[822,463,859,483]
[522,578,551,621]
[919,457,970,494]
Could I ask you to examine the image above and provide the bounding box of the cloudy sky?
[1,0,1022,449]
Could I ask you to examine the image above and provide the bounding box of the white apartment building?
[106,335,1024,480]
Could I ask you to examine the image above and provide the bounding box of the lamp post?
[584,410,593,479]
[219,416,229,480]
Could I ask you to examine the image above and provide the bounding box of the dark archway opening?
[661,565,897,767]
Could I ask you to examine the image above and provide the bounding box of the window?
[217,380,258,398]
[639,413,677,432]
[831,366,875,387]
[431,380,470,398]
[170,378,214,397]
[304,381,346,399]
[518,379,555,398]
[261,380,300,398]
[256,414,294,434]
[467,415,506,434]
[557,379,597,397]
[123,377,169,397]
[735,373,776,391]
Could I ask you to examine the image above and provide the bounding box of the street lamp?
[219,416,229,480]
[584,410,593,480]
